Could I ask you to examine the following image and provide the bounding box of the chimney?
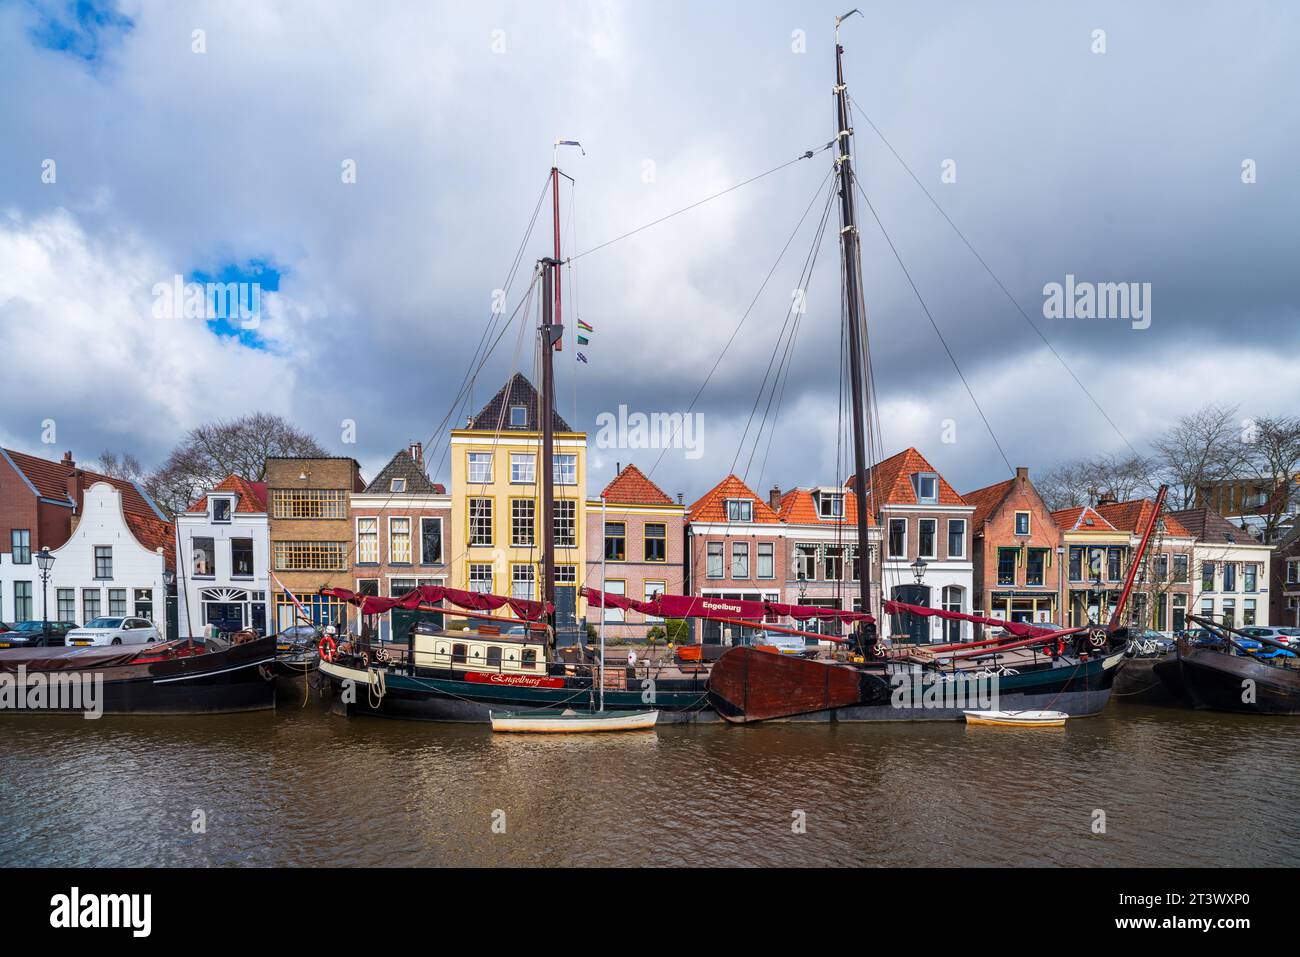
[616,462,621,476]
[768,486,782,511]
[1097,490,1119,507]
[63,450,84,514]
[677,493,684,505]
[1015,466,1028,485]
[409,441,424,470]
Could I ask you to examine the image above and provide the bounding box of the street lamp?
[911,558,928,584]
[35,547,55,642]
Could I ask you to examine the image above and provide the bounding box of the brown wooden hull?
[707,647,888,722]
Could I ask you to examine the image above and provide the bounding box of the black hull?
[1160,647,1300,715]
[1114,655,1181,706]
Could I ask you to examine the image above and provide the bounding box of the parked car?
[65,617,160,647]
[740,630,809,656]
[0,620,78,648]
[1239,626,1299,648]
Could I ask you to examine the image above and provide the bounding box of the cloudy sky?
[2,0,1297,505]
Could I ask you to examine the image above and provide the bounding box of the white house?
[176,475,271,636]
[0,481,173,635]
[1171,507,1273,629]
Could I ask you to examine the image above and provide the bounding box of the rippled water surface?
[2,696,1296,867]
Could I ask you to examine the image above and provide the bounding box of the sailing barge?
[1153,617,1300,715]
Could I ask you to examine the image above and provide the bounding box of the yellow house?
[450,373,587,625]
[1051,504,1132,627]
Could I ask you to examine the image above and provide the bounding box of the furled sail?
[322,585,552,622]
[582,587,874,625]
[882,600,1053,638]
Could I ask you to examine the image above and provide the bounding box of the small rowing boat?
[489,707,659,733]
[963,710,1068,728]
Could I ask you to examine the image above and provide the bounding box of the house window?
[420,517,442,564]
[509,405,527,429]
[357,518,378,563]
[1014,512,1030,536]
[57,589,75,622]
[1172,594,1187,632]
[918,519,936,559]
[706,542,724,579]
[511,564,535,601]
[270,489,346,519]
[603,579,626,623]
[213,498,232,523]
[191,539,213,578]
[510,453,536,484]
[731,542,749,579]
[1289,559,1300,585]
[13,582,32,621]
[1107,547,1123,582]
[888,519,906,559]
[231,538,255,578]
[818,493,843,519]
[390,478,406,493]
[468,498,493,546]
[725,499,753,522]
[605,522,626,562]
[824,546,843,581]
[272,541,349,571]
[1154,554,1169,582]
[793,544,816,581]
[108,589,127,616]
[644,523,667,562]
[947,519,966,559]
[1222,598,1236,627]
[82,589,101,622]
[1173,554,1189,583]
[1222,563,1236,592]
[511,500,535,547]
[1069,546,1083,582]
[553,454,577,485]
[468,564,493,594]
[467,452,493,484]
[1200,598,1213,618]
[1026,548,1046,586]
[389,517,412,564]
[644,581,666,623]
[357,579,380,597]
[912,473,938,504]
[94,545,113,580]
[553,500,576,547]
[942,586,964,643]
[10,530,31,564]
[997,548,1017,586]
[757,542,774,579]
[1243,598,1257,626]
[1202,561,1216,591]
[1244,563,1257,592]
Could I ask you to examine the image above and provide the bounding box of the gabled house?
[964,467,1063,634]
[586,464,685,642]
[850,448,975,643]
[686,474,784,644]
[1052,505,1131,628]
[775,485,880,636]
[1169,507,1272,630]
[351,442,451,641]
[1094,498,1195,633]
[1271,522,1300,627]
[176,474,270,636]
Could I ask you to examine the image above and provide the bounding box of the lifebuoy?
[319,635,336,662]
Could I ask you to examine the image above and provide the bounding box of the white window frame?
[419,516,443,565]
[888,519,907,560]
[918,519,937,560]
[467,451,493,484]
[725,499,753,522]
[388,516,412,565]
[356,516,379,564]
[912,473,938,504]
[553,454,577,486]
[510,453,536,484]
[947,518,967,560]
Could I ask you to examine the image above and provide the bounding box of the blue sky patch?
[189,260,283,351]
[26,0,133,64]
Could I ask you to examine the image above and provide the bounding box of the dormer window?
[725,499,753,522]
[818,492,844,519]
[213,498,232,523]
[912,473,938,504]
[390,478,407,493]
[509,406,528,429]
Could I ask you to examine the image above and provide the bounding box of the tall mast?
[833,12,874,651]
[539,257,561,637]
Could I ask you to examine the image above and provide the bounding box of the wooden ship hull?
[1113,653,1183,705]
[1155,645,1300,715]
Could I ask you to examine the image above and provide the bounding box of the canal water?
[1,695,1296,867]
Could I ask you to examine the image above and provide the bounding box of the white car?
[65,616,160,647]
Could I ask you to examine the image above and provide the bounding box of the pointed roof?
[846,448,967,508]
[600,464,675,506]
[962,478,1015,532]
[187,474,269,514]
[124,511,177,571]
[2,447,163,519]
[777,487,872,526]
[467,372,572,433]
[364,448,442,495]
[687,474,780,524]
[1167,507,1257,546]
[1096,499,1192,539]
[1052,505,1118,532]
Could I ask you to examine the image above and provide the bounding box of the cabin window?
[452,643,467,664]
[522,649,538,668]
[486,646,502,669]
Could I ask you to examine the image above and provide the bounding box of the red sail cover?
[882,600,1052,638]
[583,588,873,624]
[322,585,553,622]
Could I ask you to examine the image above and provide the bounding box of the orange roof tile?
[1051,505,1118,532]
[187,474,269,514]
[846,448,967,508]
[687,474,780,524]
[600,464,676,506]
[777,488,873,526]
[1095,499,1192,539]
[124,512,176,571]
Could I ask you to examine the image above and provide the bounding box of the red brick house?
[964,467,1063,634]
[586,464,686,642]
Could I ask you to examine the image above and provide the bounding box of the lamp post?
[1056,544,1066,626]
[910,558,930,642]
[35,546,55,643]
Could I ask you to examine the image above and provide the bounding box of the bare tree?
[94,450,147,482]
[1036,452,1158,511]
[146,412,326,517]
[1247,414,1300,542]
[1151,404,1249,509]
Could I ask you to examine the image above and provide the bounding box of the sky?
[2,0,1297,506]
